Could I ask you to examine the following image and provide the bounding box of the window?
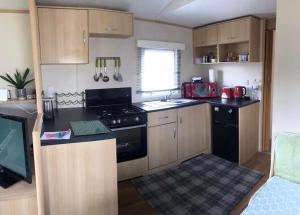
[137,48,181,93]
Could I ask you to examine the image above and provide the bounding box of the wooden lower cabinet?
[178,104,211,161]
[239,103,260,164]
[148,122,178,169]
[41,139,118,215]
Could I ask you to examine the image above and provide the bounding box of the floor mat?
[132,154,263,215]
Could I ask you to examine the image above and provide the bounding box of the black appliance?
[85,88,147,163]
[0,114,32,188]
[212,105,239,163]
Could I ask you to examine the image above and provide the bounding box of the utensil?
[113,59,118,81]
[99,58,103,78]
[116,58,123,82]
[102,59,109,82]
[93,58,100,82]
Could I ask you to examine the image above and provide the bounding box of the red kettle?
[233,86,247,98]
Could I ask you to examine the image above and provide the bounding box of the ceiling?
[0,0,28,10]
[36,0,277,27]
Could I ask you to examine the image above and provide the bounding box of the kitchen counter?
[134,98,260,113]
[41,108,115,146]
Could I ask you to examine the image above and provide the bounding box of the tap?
[161,90,174,102]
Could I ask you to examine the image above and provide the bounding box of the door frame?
[262,29,276,152]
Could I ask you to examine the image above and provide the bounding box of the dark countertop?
[41,98,259,145]
[134,98,260,113]
[41,108,115,146]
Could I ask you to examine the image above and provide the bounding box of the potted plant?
[0,68,34,100]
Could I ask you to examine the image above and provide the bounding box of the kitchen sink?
[143,99,196,108]
[165,99,196,104]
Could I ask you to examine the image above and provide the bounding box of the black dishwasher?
[212,105,239,163]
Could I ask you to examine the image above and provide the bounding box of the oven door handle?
[111,124,147,131]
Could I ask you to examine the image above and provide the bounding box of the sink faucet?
[161,90,174,102]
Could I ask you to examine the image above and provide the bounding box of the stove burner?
[96,105,144,118]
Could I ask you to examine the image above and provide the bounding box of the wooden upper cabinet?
[218,18,250,44]
[89,10,133,38]
[193,24,218,47]
[38,8,89,64]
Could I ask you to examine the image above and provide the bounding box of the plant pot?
[16,88,27,100]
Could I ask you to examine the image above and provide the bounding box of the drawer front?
[148,109,177,127]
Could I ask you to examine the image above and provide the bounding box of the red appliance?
[233,86,247,98]
[182,82,218,98]
[220,87,233,99]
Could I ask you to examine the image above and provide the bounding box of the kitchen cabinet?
[148,121,178,170]
[38,8,89,64]
[218,18,250,44]
[178,104,211,161]
[193,16,261,63]
[41,139,118,215]
[89,9,133,38]
[212,103,259,164]
[193,24,218,47]
[147,109,178,170]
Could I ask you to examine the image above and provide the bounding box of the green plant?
[0,68,34,89]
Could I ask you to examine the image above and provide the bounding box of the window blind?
[136,48,181,93]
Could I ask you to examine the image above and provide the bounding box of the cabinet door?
[218,18,250,44]
[38,8,88,64]
[148,123,177,169]
[212,123,239,163]
[89,10,133,38]
[178,104,211,161]
[193,25,218,47]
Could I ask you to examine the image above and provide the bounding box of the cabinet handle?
[180,116,182,124]
[105,27,118,32]
[159,116,169,120]
[83,30,87,45]
[173,128,176,139]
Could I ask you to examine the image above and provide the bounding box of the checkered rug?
[132,154,263,215]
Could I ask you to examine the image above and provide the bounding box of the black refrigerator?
[212,105,239,163]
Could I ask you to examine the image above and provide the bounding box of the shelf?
[195,61,258,65]
[0,99,36,105]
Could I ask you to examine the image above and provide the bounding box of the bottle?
[252,79,259,100]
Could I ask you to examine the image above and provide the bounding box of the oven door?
[111,124,147,163]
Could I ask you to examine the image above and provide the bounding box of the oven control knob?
[135,117,140,122]
[117,119,121,124]
[112,120,117,125]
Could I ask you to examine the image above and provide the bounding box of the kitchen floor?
[118,152,271,215]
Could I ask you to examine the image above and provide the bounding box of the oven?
[112,124,147,163]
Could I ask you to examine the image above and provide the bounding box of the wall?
[0,12,34,98]
[41,20,199,103]
[199,63,263,93]
[272,0,300,139]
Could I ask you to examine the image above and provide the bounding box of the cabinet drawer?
[148,109,177,127]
